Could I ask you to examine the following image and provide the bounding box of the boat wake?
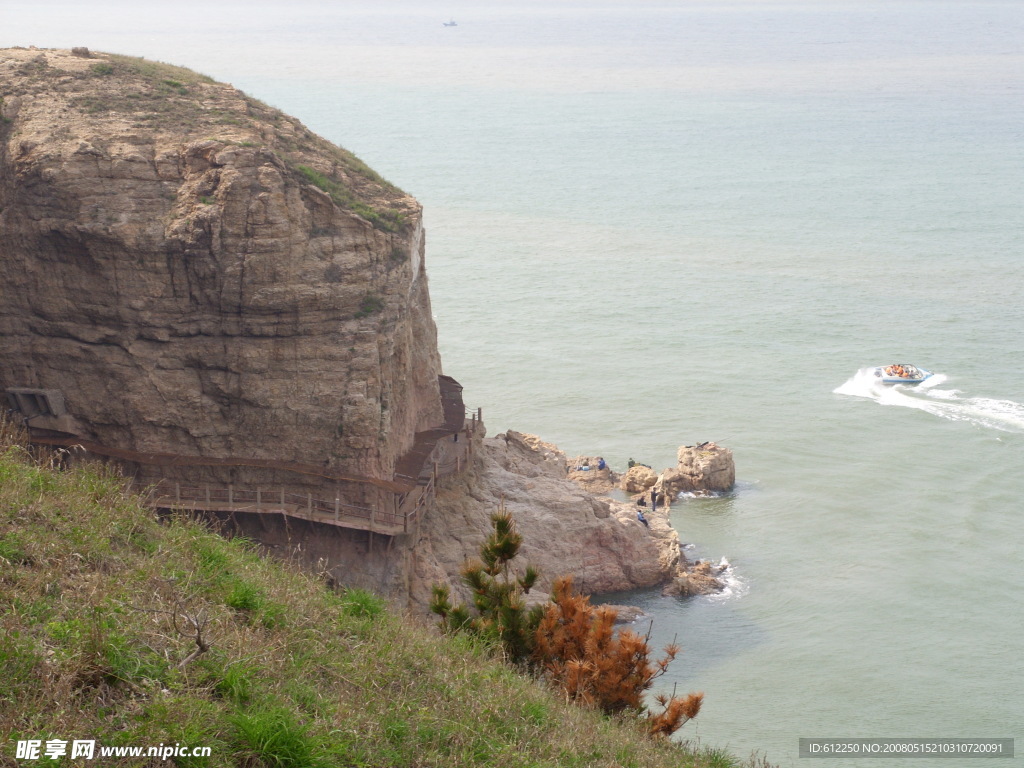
[834,368,1024,433]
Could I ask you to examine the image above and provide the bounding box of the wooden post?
[334,497,339,523]
[205,485,210,505]
[477,407,482,424]
[175,482,180,504]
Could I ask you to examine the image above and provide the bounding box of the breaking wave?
[682,547,748,602]
[707,556,747,602]
[834,368,1024,433]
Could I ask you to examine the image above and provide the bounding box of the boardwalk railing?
[154,481,414,535]
[31,377,483,537]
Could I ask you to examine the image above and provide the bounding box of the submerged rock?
[662,559,727,597]
[601,604,648,625]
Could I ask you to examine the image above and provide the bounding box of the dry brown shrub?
[534,575,702,738]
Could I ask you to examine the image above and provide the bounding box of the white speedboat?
[873,363,933,385]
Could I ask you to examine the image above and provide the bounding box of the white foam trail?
[834,368,1024,433]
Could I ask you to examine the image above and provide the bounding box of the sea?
[4,1,1022,765]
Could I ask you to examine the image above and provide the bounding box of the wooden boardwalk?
[26,375,479,535]
[151,481,424,536]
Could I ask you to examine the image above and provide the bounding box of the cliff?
[0,48,442,507]
[0,48,691,608]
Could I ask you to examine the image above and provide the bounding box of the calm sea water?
[5,2,1023,764]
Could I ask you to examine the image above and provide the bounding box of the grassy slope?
[0,426,753,768]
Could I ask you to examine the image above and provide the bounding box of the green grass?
[15,51,410,231]
[295,164,405,233]
[0,421,764,767]
[355,292,386,319]
[105,54,217,86]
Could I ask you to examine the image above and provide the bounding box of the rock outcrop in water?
[661,443,735,497]
[0,48,442,509]
[620,464,658,493]
[412,431,684,608]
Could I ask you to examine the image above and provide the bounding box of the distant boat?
[443,18,457,26]
[873,363,933,385]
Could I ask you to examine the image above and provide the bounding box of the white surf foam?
[676,489,726,500]
[834,368,1024,433]
[705,556,748,603]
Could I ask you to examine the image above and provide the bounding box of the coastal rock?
[409,430,682,611]
[567,454,618,493]
[601,604,649,625]
[620,465,658,493]
[661,559,727,597]
[0,48,442,502]
[660,443,735,498]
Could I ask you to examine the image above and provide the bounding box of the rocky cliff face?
[0,48,697,610]
[410,431,683,611]
[0,48,442,501]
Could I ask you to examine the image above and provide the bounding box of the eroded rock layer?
[0,48,443,501]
